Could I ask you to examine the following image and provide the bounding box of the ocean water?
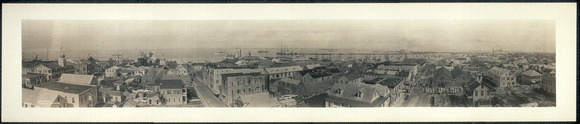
[22,48,406,63]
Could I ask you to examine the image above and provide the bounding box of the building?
[325,83,390,107]
[25,61,75,82]
[22,74,48,89]
[541,69,556,95]
[158,79,187,105]
[24,82,98,107]
[219,73,267,107]
[294,67,340,85]
[203,65,264,94]
[74,63,90,75]
[303,64,322,70]
[362,76,404,95]
[483,67,516,88]
[172,65,189,75]
[374,62,419,76]
[464,80,494,107]
[517,70,543,89]
[274,78,303,95]
[264,66,303,81]
[105,66,121,78]
[432,67,473,90]
[336,74,363,84]
[190,63,205,72]
[133,66,148,76]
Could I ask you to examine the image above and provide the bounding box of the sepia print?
[21,19,556,108]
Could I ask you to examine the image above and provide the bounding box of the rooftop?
[39,82,95,94]
[158,79,184,89]
[221,73,263,78]
[521,70,542,77]
[302,93,328,107]
[264,66,303,74]
[279,78,301,85]
[58,74,96,85]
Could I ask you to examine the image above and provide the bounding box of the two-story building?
[274,78,303,96]
[105,66,121,78]
[517,70,543,89]
[158,79,187,105]
[464,79,494,107]
[483,67,516,88]
[264,66,303,82]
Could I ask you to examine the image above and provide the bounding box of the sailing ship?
[276,42,297,56]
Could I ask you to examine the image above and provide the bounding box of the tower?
[58,54,66,67]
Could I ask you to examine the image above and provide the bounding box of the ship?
[258,49,268,53]
[214,51,226,55]
[276,43,297,56]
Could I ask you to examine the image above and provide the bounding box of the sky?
[22,20,556,53]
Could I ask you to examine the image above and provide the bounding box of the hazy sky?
[22,20,555,52]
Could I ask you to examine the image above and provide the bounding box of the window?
[474,91,478,96]
[334,89,342,94]
[72,98,75,103]
[354,92,363,97]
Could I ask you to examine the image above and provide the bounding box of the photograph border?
[2,3,576,122]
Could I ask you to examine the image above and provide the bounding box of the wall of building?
[161,89,186,105]
[220,75,266,106]
[542,75,556,95]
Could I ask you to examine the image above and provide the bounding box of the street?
[191,77,229,107]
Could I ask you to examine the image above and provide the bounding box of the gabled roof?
[158,79,184,89]
[451,67,468,78]
[58,74,96,85]
[521,70,542,77]
[327,83,388,107]
[279,78,301,85]
[434,67,452,79]
[107,66,121,70]
[303,79,337,96]
[328,83,380,103]
[341,74,361,81]
[264,66,303,74]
